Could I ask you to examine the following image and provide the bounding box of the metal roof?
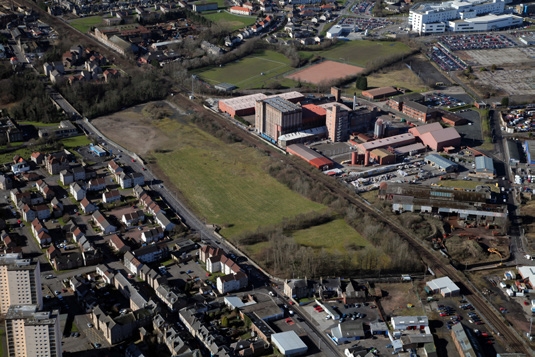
[409,122,443,137]
[271,331,308,354]
[263,97,301,113]
[420,127,460,144]
[360,133,416,151]
[425,154,458,170]
[475,156,495,173]
[426,276,460,295]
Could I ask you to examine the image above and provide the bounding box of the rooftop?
[263,96,301,113]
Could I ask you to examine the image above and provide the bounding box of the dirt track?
[286,60,364,85]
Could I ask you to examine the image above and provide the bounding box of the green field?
[70,16,104,33]
[61,135,91,149]
[151,118,324,238]
[0,135,90,164]
[292,218,370,254]
[194,50,295,89]
[202,11,257,31]
[300,40,412,68]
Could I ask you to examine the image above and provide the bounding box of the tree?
[491,64,497,72]
[221,315,229,327]
[355,76,368,90]
[501,97,509,108]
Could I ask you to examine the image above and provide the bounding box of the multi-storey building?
[0,254,42,314]
[325,104,349,142]
[5,305,62,357]
[255,96,302,143]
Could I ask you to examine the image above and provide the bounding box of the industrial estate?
[3,0,535,355]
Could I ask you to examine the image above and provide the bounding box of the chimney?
[364,151,370,166]
[351,151,357,165]
[353,92,357,110]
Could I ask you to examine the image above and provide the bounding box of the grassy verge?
[202,11,257,31]
[69,16,104,33]
[150,118,324,238]
[476,108,493,150]
[439,179,500,193]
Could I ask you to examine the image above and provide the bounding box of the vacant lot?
[300,40,412,68]
[292,218,370,253]
[365,66,425,93]
[195,50,294,89]
[377,282,424,317]
[202,11,257,31]
[92,102,325,238]
[69,16,104,33]
[439,179,499,193]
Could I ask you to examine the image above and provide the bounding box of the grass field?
[150,118,324,238]
[202,11,257,31]
[292,218,370,254]
[439,179,500,193]
[70,16,104,33]
[300,40,412,68]
[194,50,295,89]
[360,67,425,94]
[0,135,90,164]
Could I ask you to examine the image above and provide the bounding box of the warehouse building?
[302,104,326,129]
[386,93,425,112]
[278,126,327,148]
[331,321,366,343]
[524,140,535,165]
[506,139,521,165]
[358,133,416,152]
[256,97,302,142]
[394,143,426,157]
[286,144,334,170]
[425,154,458,173]
[391,316,429,330]
[426,276,460,297]
[439,110,468,126]
[271,331,308,357]
[370,148,396,165]
[219,92,304,117]
[419,127,461,151]
[361,87,399,101]
[474,156,495,179]
[402,101,435,123]
[451,323,484,357]
[408,122,443,137]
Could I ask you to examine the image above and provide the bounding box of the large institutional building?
[409,0,522,34]
[255,97,303,142]
[0,254,42,314]
[5,305,62,357]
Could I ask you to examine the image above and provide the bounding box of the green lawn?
[194,50,295,89]
[61,135,91,149]
[292,218,370,254]
[18,121,60,127]
[151,118,324,238]
[438,179,500,193]
[69,16,104,33]
[202,11,257,31]
[300,40,412,68]
[194,0,226,8]
[0,135,90,164]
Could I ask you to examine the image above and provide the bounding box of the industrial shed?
[439,110,468,126]
[331,321,366,343]
[271,331,308,357]
[218,92,304,117]
[474,156,495,179]
[370,148,396,165]
[286,144,334,170]
[358,133,416,152]
[391,316,429,330]
[408,122,443,137]
[419,127,461,151]
[506,140,521,165]
[524,140,535,165]
[361,86,399,100]
[426,276,460,297]
[425,154,458,173]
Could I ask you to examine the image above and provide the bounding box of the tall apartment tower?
[326,104,349,142]
[0,254,42,314]
[5,305,62,357]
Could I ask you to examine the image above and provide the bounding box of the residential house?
[30,152,44,166]
[78,236,94,252]
[217,271,248,294]
[20,172,40,182]
[51,251,84,271]
[35,180,55,200]
[80,198,96,214]
[21,205,35,221]
[139,193,162,215]
[45,152,70,175]
[141,227,164,243]
[0,174,12,190]
[108,160,123,175]
[124,251,144,276]
[87,177,107,191]
[318,277,342,299]
[70,182,86,201]
[155,284,186,312]
[91,305,152,345]
[103,69,120,82]
[60,170,74,185]
[92,210,116,234]
[119,172,145,189]
[133,185,145,199]
[103,190,121,204]
[133,243,170,264]
[96,264,116,285]
[71,166,86,181]
[50,197,63,218]
[122,210,145,227]
[284,279,314,300]
[139,265,164,290]
[109,234,130,254]
[155,211,174,231]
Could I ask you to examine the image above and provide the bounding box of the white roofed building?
[426,276,460,297]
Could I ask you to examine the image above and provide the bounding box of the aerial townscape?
[3,0,535,355]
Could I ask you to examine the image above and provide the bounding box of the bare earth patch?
[91,101,176,155]
[286,60,364,85]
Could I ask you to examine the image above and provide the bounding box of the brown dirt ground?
[377,282,424,317]
[286,60,364,85]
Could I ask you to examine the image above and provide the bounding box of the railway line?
[172,94,532,355]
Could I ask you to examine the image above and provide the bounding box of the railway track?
[173,94,532,355]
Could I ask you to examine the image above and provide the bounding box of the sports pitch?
[195,50,294,89]
[202,11,257,31]
[69,16,104,33]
